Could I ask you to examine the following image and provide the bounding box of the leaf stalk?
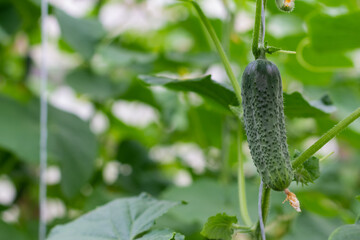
[292,107,360,169]
[182,0,242,105]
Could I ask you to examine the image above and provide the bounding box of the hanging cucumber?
[241,57,293,191]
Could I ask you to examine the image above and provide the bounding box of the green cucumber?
[241,58,293,191]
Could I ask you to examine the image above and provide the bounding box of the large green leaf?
[283,212,343,240]
[328,203,360,240]
[283,92,333,118]
[328,225,360,240]
[47,105,98,198]
[47,193,182,240]
[0,95,97,198]
[0,95,39,163]
[139,75,238,111]
[99,45,157,67]
[201,213,237,240]
[307,11,360,52]
[55,8,105,59]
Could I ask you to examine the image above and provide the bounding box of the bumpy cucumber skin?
[241,59,293,191]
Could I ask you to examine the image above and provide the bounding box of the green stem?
[319,152,334,162]
[183,0,242,104]
[238,123,253,226]
[255,187,271,240]
[220,118,231,184]
[220,0,235,53]
[252,0,264,59]
[292,107,360,169]
[232,224,253,231]
[278,49,296,54]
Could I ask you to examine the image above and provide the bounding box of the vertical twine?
[258,180,266,240]
[258,1,266,238]
[39,0,48,239]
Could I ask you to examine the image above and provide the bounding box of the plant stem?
[220,118,231,184]
[237,123,253,226]
[221,0,235,53]
[232,224,253,231]
[255,186,271,240]
[292,107,360,169]
[319,152,334,162]
[252,0,265,59]
[278,49,296,54]
[185,0,242,104]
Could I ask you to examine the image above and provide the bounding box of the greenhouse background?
[0,0,360,239]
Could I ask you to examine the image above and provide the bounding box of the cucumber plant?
[179,0,360,239]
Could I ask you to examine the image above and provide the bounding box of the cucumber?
[241,58,293,191]
[275,0,295,12]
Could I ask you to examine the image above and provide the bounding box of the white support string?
[39,0,48,239]
[258,2,267,239]
[258,180,266,240]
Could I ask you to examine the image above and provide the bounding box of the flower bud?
[276,0,295,12]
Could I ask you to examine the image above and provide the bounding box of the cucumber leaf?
[328,225,360,240]
[139,75,238,111]
[55,8,105,59]
[47,193,183,240]
[293,151,320,185]
[66,68,127,101]
[0,95,97,198]
[307,11,360,52]
[201,213,238,240]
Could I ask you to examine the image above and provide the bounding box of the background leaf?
[283,92,333,118]
[307,11,360,52]
[139,75,238,111]
[66,68,127,101]
[328,224,360,240]
[0,95,97,198]
[55,8,105,59]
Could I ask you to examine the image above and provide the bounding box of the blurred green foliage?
[0,0,359,239]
